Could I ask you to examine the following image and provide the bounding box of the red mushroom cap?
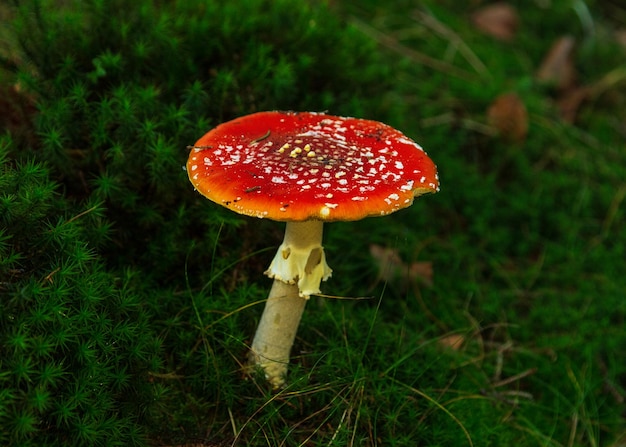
[187,111,439,221]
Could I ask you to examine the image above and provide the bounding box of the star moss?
[0,136,159,446]
[2,0,403,444]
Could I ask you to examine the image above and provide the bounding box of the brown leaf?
[535,36,595,122]
[557,86,589,123]
[409,261,434,288]
[487,92,528,143]
[471,2,519,41]
[536,36,577,91]
[438,334,466,351]
[369,244,433,287]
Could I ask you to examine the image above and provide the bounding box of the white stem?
[250,220,331,388]
[249,280,306,388]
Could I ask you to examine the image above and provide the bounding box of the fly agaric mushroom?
[187,111,438,388]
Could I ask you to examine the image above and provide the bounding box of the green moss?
[0,139,160,445]
[1,0,625,445]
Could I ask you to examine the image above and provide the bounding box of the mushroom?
[186,111,439,388]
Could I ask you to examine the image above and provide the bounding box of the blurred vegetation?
[1,0,625,445]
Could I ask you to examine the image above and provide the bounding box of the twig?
[411,10,490,78]
[350,17,478,82]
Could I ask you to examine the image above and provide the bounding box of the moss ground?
[1,0,624,445]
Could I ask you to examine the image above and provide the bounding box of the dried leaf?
[369,244,433,287]
[409,261,434,288]
[471,2,519,41]
[487,92,528,143]
[536,36,577,91]
[370,244,401,282]
[557,86,589,123]
[438,334,466,351]
[535,36,597,122]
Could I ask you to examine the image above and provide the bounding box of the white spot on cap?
[320,204,337,218]
[384,193,400,204]
[398,137,424,151]
[400,180,414,191]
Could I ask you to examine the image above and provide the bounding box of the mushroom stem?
[249,280,306,389]
[264,220,332,298]
[250,220,331,388]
